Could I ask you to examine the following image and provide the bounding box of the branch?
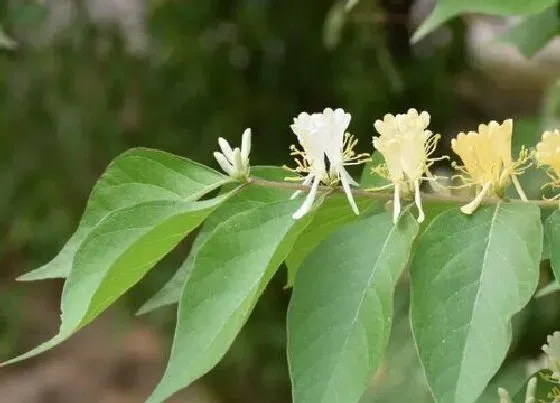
[248,177,560,208]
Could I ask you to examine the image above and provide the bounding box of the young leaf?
[136,166,292,315]
[501,6,560,58]
[18,148,231,282]
[288,211,419,403]
[3,193,233,365]
[546,210,560,283]
[285,195,381,288]
[412,0,558,43]
[147,199,314,402]
[410,202,543,403]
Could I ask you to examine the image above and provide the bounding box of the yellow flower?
[372,108,442,223]
[536,129,560,196]
[451,119,529,214]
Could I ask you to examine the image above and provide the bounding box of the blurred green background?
[1,0,560,402]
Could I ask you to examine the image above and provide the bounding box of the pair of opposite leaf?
[214,108,560,222]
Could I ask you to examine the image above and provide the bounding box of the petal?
[292,176,321,220]
[414,179,425,223]
[241,128,251,161]
[232,148,244,174]
[290,174,314,200]
[340,168,359,215]
[218,137,234,161]
[393,183,401,224]
[213,152,235,176]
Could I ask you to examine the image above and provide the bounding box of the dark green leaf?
[147,199,314,402]
[18,148,231,281]
[410,202,543,403]
[288,211,418,403]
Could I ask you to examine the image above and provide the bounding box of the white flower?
[213,128,251,180]
[372,109,442,223]
[288,108,367,220]
[542,331,560,379]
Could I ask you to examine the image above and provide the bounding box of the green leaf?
[412,0,558,43]
[147,199,314,402]
[285,195,381,288]
[288,211,419,403]
[3,193,233,365]
[136,166,292,315]
[18,148,231,281]
[546,210,560,283]
[512,370,560,403]
[501,6,560,58]
[410,202,543,403]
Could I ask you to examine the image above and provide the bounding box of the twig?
[248,177,560,208]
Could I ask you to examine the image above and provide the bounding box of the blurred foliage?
[2,0,560,402]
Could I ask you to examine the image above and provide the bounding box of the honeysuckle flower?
[536,129,560,197]
[213,128,251,180]
[498,377,537,403]
[451,119,530,215]
[372,108,443,223]
[287,108,368,220]
[543,331,560,380]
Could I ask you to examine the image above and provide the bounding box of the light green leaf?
[410,202,543,403]
[147,199,314,402]
[288,211,419,403]
[412,0,558,43]
[18,148,231,281]
[4,193,233,365]
[136,166,292,315]
[546,210,560,282]
[285,195,381,288]
[501,6,560,58]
